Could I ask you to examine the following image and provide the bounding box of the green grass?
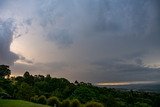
[0,99,51,107]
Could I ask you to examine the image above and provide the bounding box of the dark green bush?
[0,92,11,99]
[30,95,38,103]
[37,95,47,104]
[85,101,104,107]
[70,99,81,107]
[61,99,70,107]
[47,96,60,107]
[135,102,151,107]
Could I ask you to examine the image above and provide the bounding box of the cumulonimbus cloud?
[0,18,19,65]
[0,18,33,65]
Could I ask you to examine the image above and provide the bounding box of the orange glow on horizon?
[96,81,157,86]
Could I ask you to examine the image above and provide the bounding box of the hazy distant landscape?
[103,83,160,93]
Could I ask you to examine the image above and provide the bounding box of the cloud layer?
[1,0,160,83]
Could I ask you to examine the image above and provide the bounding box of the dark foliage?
[37,95,47,104]
[85,101,104,107]
[0,92,11,99]
[47,96,60,107]
[1,65,160,107]
[0,65,11,78]
[61,99,70,107]
[70,99,80,107]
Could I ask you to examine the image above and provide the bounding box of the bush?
[0,92,11,99]
[135,102,151,107]
[0,87,5,93]
[61,99,70,107]
[85,101,104,107]
[30,95,38,103]
[37,95,47,104]
[71,99,81,107]
[47,96,60,107]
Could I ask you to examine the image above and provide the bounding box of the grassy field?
[0,99,51,107]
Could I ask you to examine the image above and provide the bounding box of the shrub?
[71,99,81,107]
[30,97,35,102]
[30,95,38,103]
[85,101,104,107]
[0,87,5,93]
[61,99,70,107]
[47,96,60,107]
[135,102,151,107]
[0,92,11,99]
[37,95,47,104]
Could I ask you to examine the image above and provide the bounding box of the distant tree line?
[0,65,160,107]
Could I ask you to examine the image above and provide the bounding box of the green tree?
[106,95,118,107]
[47,96,61,107]
[23,71,34,85]
[153,96,160,107]
[45,74,51,82]
[30,95,38,103]
[0,65,11,78]
[0,77,13,96]
[61,99,70,107]
[37,95,47,104]
[15,82,34,100]
[135,102,151,107]
[71,86,96,103]
[15,76,24,83]
[70,99,81,107]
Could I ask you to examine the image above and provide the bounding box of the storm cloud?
[0,18,33,65]
[0,19,19,65]
[1,0,160,83]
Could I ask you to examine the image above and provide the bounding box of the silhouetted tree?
[0,65,11,78]
[23,71,34,85]
[74,80,79,85]
[23,71,30,78]
[45,74,51,82]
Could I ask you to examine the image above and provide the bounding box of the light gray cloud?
[19,55,33,64]
[47,30,73,48]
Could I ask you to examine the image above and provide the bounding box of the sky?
[0,0,160,84]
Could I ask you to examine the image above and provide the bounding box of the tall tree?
[0,65,11,78]
[23,71,34,85]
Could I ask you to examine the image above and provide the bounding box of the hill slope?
[0,99,51,107]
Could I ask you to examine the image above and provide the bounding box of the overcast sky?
[0,0,160,84]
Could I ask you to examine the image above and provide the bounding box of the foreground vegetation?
[0,65,160,107]
[0,99,51,107]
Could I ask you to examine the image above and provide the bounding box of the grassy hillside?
[0,99,51,107]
